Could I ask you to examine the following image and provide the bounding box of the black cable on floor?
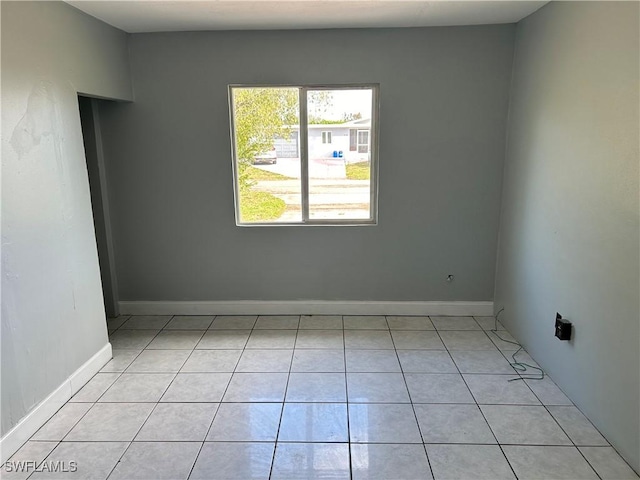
[492,308,545,382]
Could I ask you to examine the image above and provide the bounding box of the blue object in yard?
[332,150,338,158]
[338,151,344,158]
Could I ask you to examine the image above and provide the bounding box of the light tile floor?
[3,315,639,480]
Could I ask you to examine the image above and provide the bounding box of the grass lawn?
[239,190,286,222]
[345,161,370,180]
[246,165,293,181]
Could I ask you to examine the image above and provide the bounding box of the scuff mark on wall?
[1,0,131,455]
[3,78,80,434]
[10,81,57,158]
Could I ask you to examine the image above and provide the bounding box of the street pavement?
[252,158,371,220]
[254,157,348,179]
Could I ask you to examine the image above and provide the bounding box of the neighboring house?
[273,131,299,158]
[274,118,371,163]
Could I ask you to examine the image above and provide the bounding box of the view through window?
[229,85,378,225]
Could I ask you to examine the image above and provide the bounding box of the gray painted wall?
[1,1,132,435]
[495,2,639,470]
[79,96,120,317]
[99,25,515,302]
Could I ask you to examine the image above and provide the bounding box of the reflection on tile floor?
[4,315,639,480]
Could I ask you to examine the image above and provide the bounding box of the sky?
[308,88,373,120]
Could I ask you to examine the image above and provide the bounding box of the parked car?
[252,147,277,165]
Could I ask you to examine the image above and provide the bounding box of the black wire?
[493,308,545,382]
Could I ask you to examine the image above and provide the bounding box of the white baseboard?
[0,343,112,464]
[118,300,494,317]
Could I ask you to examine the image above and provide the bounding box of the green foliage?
[342,112,363,122]
[307,90,333,119]
[245,166,293,181]
[239,190,286,222]
[232,87,298,191]
[308,117,345,125]
[345,161,371,180]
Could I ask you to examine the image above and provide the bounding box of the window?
[357,130,370,153]
[229,85,379,225]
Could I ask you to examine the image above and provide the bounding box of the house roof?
[293,119,372,130]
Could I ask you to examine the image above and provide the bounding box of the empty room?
[1,0,639,479]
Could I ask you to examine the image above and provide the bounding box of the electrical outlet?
[555,313,572,341]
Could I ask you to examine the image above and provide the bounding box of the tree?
[232,87,298,190]
[341,112,362,123]
[307,90,333,123]
[232,88,333,191]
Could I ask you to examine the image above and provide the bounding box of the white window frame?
[357,129,370,153]
[321,131,332,144]
[229,84,380,226]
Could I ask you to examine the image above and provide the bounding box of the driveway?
[252,156,371,220]
[253,178,371,220]
[253,157,347,179]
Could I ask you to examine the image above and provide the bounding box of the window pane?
[349,129,357,151]
[306,89,373,220]
[357,130,369,153]
[231,87,301,223]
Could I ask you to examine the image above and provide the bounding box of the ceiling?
[67,1,548,33]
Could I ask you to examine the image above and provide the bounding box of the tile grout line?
[341,316,354,480]
[32,316,166,478]
[102,315,177,480]
[536,400,603,479]
[111,315,225,478]
[36,354,158,445]
[267,315,300,480]
[15,315,630,479]
[185,314,247,480]
[388,314,436,480]
[20,442,61,480]
[24,439,613,446]
[106,314,130,335]
[485,318,604,479]
[434,316,521,480]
